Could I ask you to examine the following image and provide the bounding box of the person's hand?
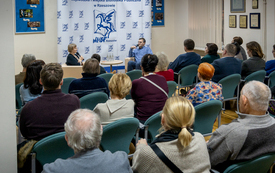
[131,46,136,49]
[137,138,148,146]
[80,56,84,61]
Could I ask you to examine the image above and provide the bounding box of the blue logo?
[63,50,68,57]
[140,33,144,38]
[120,22,125,29]
[126,33,132,40]
[120,44,126,51]
[85,47,90,54]
[147,44,151,48]
[133,22,138,29]
[69,36,73,44]
[69,11,73,18]
[62,24,68,32]
[126,10,131,17]
[74,23,79,31]
[108,45,113,52]
[145,22,150,28]
[84,23,89,30]
[79,11,84,18]
[115,56,120,60]
[103,56,107,61]
[96,46,101,53]
[57,11,61,19]
[145,0,150,6]
[62,0,68,6]
[139,10,144,17]
[57,37,61,45]
[79,35,84,43]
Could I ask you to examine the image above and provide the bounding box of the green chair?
[31,131,74,172]
[100,118,139,154]
[175,64,198,93]
[97,73,113,86]
[268,70,275,88]
[16,83,23,110]
[167,81,177,97]
[61,77,75,94]
[243,70,266,83]
[144,111,162,143]
[193,100,222,137]
[126,70,142,81]
[80,92,108,110]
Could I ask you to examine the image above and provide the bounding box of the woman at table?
[66,43,84,66]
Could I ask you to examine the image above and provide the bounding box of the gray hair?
[241,81,271,112]
[156,52,169,71]
[225,44,237,57]
[64,109,102,153]
[21,54,36,68]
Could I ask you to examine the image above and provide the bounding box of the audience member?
[94,73,134,125]
[207,81,275,172]
[211,43,242,83]
[132,96,211,172]
[268,86,275,116]
[66,43,84,66]
[91,53,106,74]
[265,44,275,76]
[131,54,168,123]
[68,58,109,98]
[186,63,223,106]
[15,54,36,85]
[19,60,45,106]
[42,109,132,173]
[128,38,153,71]
[232,42,243,60]
[201,43,220,63]
[20,63,80,141]
[241,41,265,79]
[232,36,247,60]
[155,52,174,81]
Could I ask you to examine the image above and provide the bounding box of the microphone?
[76,52,84,61]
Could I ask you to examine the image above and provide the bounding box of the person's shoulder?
[103,150,128,161]
[42,158,69,173]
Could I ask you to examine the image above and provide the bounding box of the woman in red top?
[155,52,174,81]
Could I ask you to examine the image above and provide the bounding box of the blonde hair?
[156,52,169,71]
[108,73,132,99]
[68,43,77,53]
[162,96,195,148]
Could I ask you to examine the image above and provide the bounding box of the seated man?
[127,38,153,72]
[15,54,36,85]
[207,81,275,172]
[20,63,80,141]
[211,43,242,83]
[42,109,132,173]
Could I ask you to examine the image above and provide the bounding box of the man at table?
[127,38,153,72]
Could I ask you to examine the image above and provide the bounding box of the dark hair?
[233,36,243,45]
[246,41,264,58]
[83,58,100,75]
[40,63,63,90]
[184,39,195,50]
[141,54,158,73]
[273,44,275,50]
[139,38,146,43]
[206,43,218,55]
[232,42,241,55]
[91,54,101,62]
[23,60,45,95]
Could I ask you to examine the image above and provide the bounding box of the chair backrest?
[193,100,222,136]
[61,78,76,94]
[16,83,23,109]
[126,70,142,81]
[144,111,162,143]
[100,118,139,153]
[32,131,74,166]
[80,92,109,110]
[223,153,275,173]
[97,73,114,85]
[268,70,275,88]
[178,64,198,86]
[218,74,241,100]
[167,81,177,97]
[244,70,266,83]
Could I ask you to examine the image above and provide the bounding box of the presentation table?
[101,60,123,72]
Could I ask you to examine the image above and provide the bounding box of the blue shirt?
[129,46,153,63]
[265,60,275,76]
[168,52,201,73]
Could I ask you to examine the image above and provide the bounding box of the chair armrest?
[210,169,220,173]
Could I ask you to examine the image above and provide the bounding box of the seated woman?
[155,52,174,81]
[131,54,168,124]
[66,43,84,65]
[68,58,109,98]
[201,43,220,63]
[241,41,265,79]
[94,73,134,125]
[91,53,106,74]
[186,63,223,106]
[132,96,211,172]
[20,60,45,106]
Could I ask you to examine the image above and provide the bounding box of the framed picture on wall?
[229,15,236,28]
[230,0,246,13]
[239,15,247,28]
[252,0,258,9]
[250,13,260,29]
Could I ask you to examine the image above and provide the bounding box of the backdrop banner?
[57,0,152,71]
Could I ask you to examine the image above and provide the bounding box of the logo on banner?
[74,23,79,31]
[69,11,73,18]
[139,10,144,17]
[79,35,84,43]
[57,11,61,19]
[62,24,68,32]
[145,22,150,28]
[57,37,61,45]
[140,33,144,38]
[69,36,74,44]
[84,23,89,30]
[62,0,68,6]
[133,22,138,29]
[145,0,150,6]
[63,50,68,57]
[108,45,113,52]
[96,46,101,53]
[120,22,125,29]
[85,47,90,54]
[126,10,131,17]
[126,33,132,40]
[79,11,84,18]
[115,56,120,60]
[93,9,117,43]
[147,44,151,48]
[120,44,126,51]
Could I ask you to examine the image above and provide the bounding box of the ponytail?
[178,127,192,148]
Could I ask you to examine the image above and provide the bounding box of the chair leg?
[218,111,221,127]
[31,153,36,173]
[144,126,149,142]
[135,128,140,146]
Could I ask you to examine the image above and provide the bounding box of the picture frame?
[229,15,237,28]
[252,0,258,9]
[250,13,260,29]
[230,0,246,13]
[239,15,247,28]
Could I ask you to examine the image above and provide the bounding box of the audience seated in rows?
[91,53,106,74]
[231,36,247,60]
[20,63,80,141]
[15,54,36,85]
[201,43,220,63]
[211,43,242,83]
[68,58,109,98]
[241,41,265,79]
[19,60,45,106]
[186,63,223,106]
[131,54,168,124]
[155,52,174,81]
[132,96,211,172]
[42,109,132,173]
[265,44,275,76]
[207,81,275,172]
[94,73,134,126]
